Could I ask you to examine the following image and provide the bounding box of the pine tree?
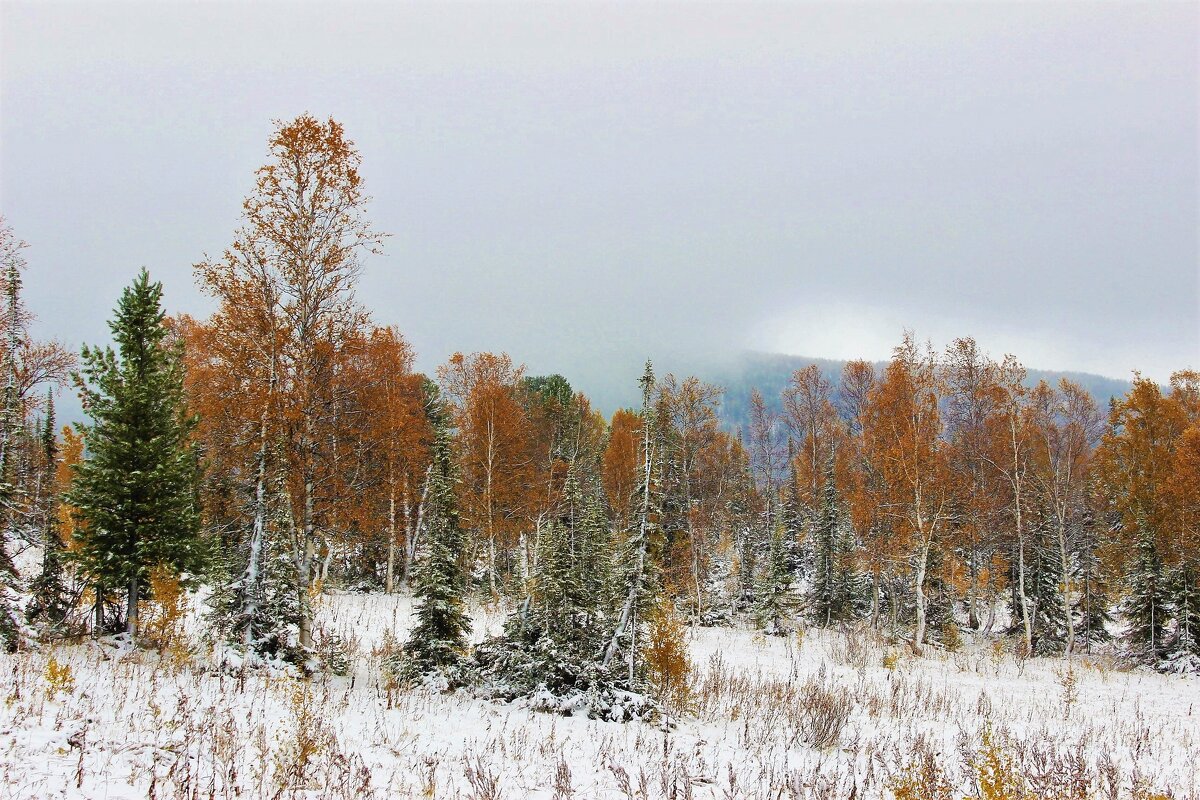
[1168,562,1200,660]
[731,454,762,613]
[808,461,859,627]
[1074,520,1114,650]
[602,361,663,681]
[67,270,203,638]
[756,521,798,634]
[400,386,471,682]
[207,464,303,663]
[0,238,27,651]
[1123,517,1166,659]
[1027,511,1068,655]
[26,394,71,632]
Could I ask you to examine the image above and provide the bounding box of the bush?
[44,655,75,699]
[644,597,692,712]
[795,668,852,749]
[142,565,190,662]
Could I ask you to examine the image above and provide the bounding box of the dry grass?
[0,596,1194,800]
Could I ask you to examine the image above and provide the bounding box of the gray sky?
[2,1,1197,412]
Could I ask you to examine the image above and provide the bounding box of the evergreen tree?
[807,461,859,626]
[1123,517,1167,659]
[399,385,471,682]
[472,462,643,718]
[1167,562,1200,661]
[26,393,71,632]
[602,361,663,681]
[731,455,762,613]
[1073,503,1114,650]
[1027,511,1068,655]
[922,544,956,644]
[207,465,303,663]
[67,270,203,638]
[0,241,27,651]
[756,521,798,634]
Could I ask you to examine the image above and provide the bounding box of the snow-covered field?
[2,593,1197,799]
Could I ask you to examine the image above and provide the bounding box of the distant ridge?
[706,351,1134,433]
[578,350,1135,432]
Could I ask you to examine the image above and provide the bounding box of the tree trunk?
[126,576,139,638]
[244,435,267,648]
[1056,514,1075,658]
[604,427,653,669]
[870,570,881,629]
[298,473,316,651]
[1017,524,1032,655]
[385,484,396,594]
[912,550,928,655]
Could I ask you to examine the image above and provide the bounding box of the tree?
[68,270,202,638]
[1165,420,1200,658]
[25,393,72,631]
[0,220,74,649]
[603,408,642,538]
[349,327,430,592]
[862,334,950,654]
[400,386,471,682]
[782,364,842,510]
[756,519,799,635]
[656,375,724,618]
[439,352,535,597]
[1096,375,1189,660]
[1028,379,1103,657]
[981,355,1037,654]
[195,114,384,652]
[747,388,784,532]
[941,338,1002,631]
[603,361,663,680]
[808,459,859,627]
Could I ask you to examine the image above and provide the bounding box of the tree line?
[0,116,1197,712]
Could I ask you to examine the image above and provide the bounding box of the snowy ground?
[2,592,1197,799]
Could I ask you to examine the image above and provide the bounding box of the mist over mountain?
[570,350,1136,431]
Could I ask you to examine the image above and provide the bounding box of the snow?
[2,591,1197,799]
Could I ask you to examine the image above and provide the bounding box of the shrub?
[44,655,75,699]
[142,565,190,662]
[644,596,692,712]
[795,669,852,749]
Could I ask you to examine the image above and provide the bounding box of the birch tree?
[196,115,384,652]
[862,334,950,654]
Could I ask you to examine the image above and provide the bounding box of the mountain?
[574,350,1134,433]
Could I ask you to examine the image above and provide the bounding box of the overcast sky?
[1,1,1196,411]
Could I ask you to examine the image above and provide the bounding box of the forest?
[1,115,1198,800]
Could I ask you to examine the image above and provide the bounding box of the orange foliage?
[603,408,642,534]
[438,352,536,593]
[861,333,951,651]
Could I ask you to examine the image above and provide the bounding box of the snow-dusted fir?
[395,385,471,684]
[66,270,204,638]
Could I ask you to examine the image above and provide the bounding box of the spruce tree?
[756,521,798,634]
[1027,511,1068,655]
[1123,517,1166,659]
[26,394,71,632]
[1072,504,1114,650]
[808,461,859,626]
[0,243,26,650]
[207,466,302,663]
[1168,562,1200,661]
[474,462,637,716]
[67,269,203,638]
[400,386,471,682]
[602,361,663,681]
